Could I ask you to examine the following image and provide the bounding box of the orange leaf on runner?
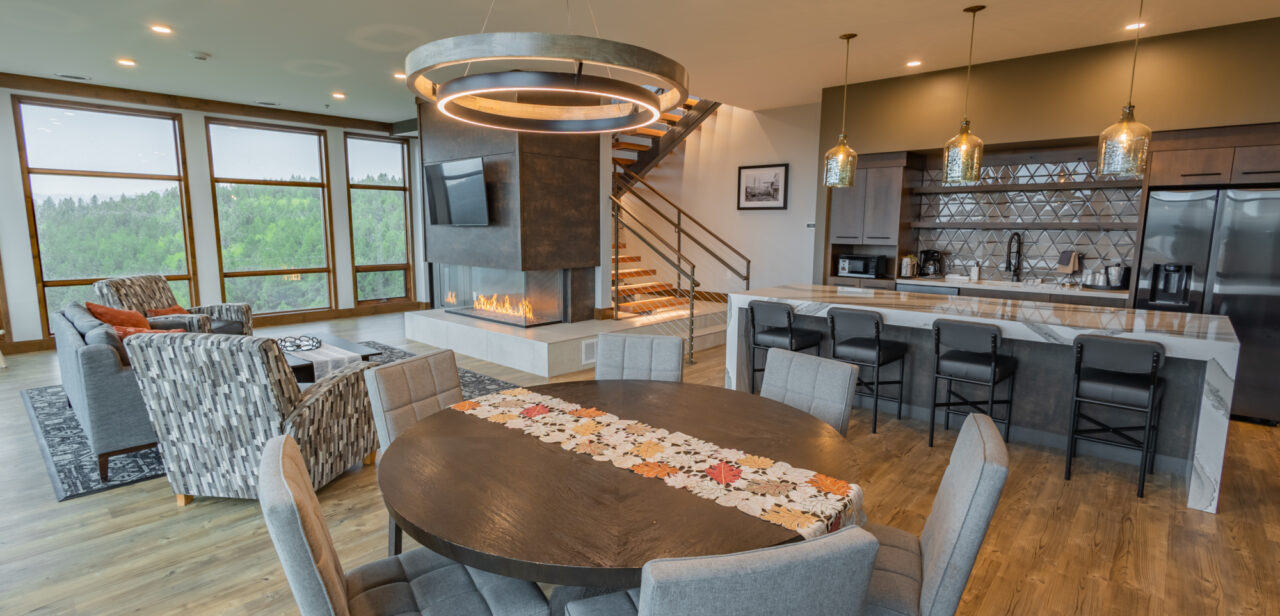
[452,400,480,411]
[706,461,742,485]
[521,404,550,418]
[572,420,603,436]
[807,473,851,496]
[761,505,820,531]
[738,454,775,469]
[631,461,679,478]
[629,441,666,459]
[570,407,606,418]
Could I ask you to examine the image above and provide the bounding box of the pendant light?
[823,33,858,188]
[943,6,986,184]
[1098,0,1152,178]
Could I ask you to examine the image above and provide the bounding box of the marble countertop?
[896,277,1130,299]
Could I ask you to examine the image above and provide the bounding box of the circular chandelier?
[405,32,689,134]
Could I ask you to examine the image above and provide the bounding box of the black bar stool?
[1065,334,1165,498]
[827,307,907,433]
[746,300,821,394]
[929,319,1017,446]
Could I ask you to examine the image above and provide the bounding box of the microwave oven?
[837,254,887,278]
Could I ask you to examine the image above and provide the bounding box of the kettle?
[919,250,944,277]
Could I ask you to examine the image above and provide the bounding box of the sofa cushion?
[63,303,106,336]
[147,304,189,317]
[85,325,129,365]
[211,319,247,335]
[86,302,149,328]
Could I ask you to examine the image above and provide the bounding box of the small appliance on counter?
[919,250,945,278]
[1082,263,1130,290]
[837,254,887,279]
[899,254,918,278]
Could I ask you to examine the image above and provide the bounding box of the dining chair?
[364,348,463,555]
[594,333,684,382]
[759,347,858,436]
[258,434,551,616]
[560,524,880,616]
[862,413,1009,616]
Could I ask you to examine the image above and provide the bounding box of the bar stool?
[746,300,821,394]
[1065,334,1165,498]
[827,307,907,433]
[929,319,1017,446]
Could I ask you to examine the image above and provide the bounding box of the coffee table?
[282,333,378,383]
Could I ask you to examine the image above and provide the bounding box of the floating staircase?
[610,97,721,179]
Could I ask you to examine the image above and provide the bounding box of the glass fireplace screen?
[435,264,564,327]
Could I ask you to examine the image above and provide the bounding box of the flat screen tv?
[425,157,489,226]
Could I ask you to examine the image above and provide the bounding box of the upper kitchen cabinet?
[1148,148,1235,186]
[862,166,904,246]
[828,168,867,244]
[1230,145,1280,184]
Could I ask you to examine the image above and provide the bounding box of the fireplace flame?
[445,291,457,305]
[474,293,535,320]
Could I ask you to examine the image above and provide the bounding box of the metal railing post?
[686,263,696,365]
[612,202,620,319]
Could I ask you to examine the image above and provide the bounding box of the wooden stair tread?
[612,157,634,165]
[628,126,667,138]
[617,281,675,295]
[611,242,626,249]
[613,141,651,151]
[619,296,687,313]
[660,112,684,124]
[611,255,642,263]
[611,268,656,279]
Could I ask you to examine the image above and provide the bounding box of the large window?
[208,121,333,314]
[346,135,412,303]
[14,98,195,332]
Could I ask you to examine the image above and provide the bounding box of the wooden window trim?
[344,133,414,305]
[206,118,337,316]
[11,95,200,336]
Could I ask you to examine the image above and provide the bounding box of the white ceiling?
[2,0,1278,123]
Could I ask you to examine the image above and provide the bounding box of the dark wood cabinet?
[1148,148,1235,186]
[862,167,903,246]
[1231,145,1280,184]
[828,168,867,243]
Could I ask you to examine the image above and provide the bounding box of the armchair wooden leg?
[176,494,194,507]
[363,451,377,466]
[98,454,110,483]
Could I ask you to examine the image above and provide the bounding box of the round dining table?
[377,380,861,588]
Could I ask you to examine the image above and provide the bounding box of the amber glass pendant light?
[943,6,986,184]
[823,33,858,188]
[1098,0,1152,178]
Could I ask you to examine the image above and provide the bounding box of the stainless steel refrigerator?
[1136,188,1280,424]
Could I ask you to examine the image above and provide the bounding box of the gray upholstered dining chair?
[94,274,253,334]
[364,348,464,555]
[759,347,858,436]
[258,435,551,616]
[862,413,1009,616]
[560,524,880,616]
[594,333,684,382]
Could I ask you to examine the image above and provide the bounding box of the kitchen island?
[725,284,1240,513]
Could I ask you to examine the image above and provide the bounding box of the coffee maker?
[919,250,945,278]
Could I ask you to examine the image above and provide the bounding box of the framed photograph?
[737,163,788,210]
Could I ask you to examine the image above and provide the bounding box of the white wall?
[638,103,822,292]
[0,87,400,343]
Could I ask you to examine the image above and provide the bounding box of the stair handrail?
[611,198,698,364]
[616,168,751,289]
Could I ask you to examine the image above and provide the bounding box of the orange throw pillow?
[112,326,184,340]
[86,302,149,328]
[147,304,189,317]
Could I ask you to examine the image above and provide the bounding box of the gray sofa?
[50,302,195,482]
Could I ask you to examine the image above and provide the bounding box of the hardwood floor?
[0,312,1275,614]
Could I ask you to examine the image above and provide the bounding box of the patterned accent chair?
[125,333,377,505]
[93,274,253,334]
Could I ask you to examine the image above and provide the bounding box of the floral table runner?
[451,388,863,539]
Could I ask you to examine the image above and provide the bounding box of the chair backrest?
[1074,334,1164,374]
[258,435,350,616]
[759,348,857,436]
[637,525,879,616]
[594,333,684,382]
[364,349,463,453]
[933,319,1000,355]
[93,274,178,314]
[126,333,302,499]
[919,413,1010,616]
[828,307,882,341]
[747,300,793,331]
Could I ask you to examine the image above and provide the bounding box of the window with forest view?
[347,135,412,302]
[208,122,332,313]
[15,100,194,331]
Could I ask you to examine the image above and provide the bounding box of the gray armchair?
[561,524,880,616]
[93,274,252,334]
[51,305,158,482]
[125,333,377,504]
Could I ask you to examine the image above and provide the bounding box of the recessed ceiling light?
[1125,22,1146,30]
[393,72,407,80]
[117,58,137,67]
[150,24,173,34]
[906,60,922,67]
[331,92,346,100]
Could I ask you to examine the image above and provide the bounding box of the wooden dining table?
[377,380,863,587]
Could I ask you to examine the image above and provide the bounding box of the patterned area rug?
[22,341,516,501]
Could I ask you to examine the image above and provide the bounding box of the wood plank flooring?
[0,312,1276,614]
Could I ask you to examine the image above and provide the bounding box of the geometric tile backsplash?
[915,161,1141,282]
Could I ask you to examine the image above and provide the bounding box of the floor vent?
[581,338,597,364]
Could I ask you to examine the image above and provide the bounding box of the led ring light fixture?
[405,32,688,134]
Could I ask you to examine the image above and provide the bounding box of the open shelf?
[911,179,1143,194]
[910,221,1139,230]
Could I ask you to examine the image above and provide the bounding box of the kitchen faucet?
[1006,232,1023,282]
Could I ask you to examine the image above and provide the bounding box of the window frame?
[343,133,414,305]
[205,118,337,315]
[11,95,199,336]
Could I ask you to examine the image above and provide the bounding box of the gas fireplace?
[435,265,565,328]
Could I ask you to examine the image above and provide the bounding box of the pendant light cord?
[1126,0,1145,106]
[840,36,851,135]
[463,0,501,77]
[963,9,977,121]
